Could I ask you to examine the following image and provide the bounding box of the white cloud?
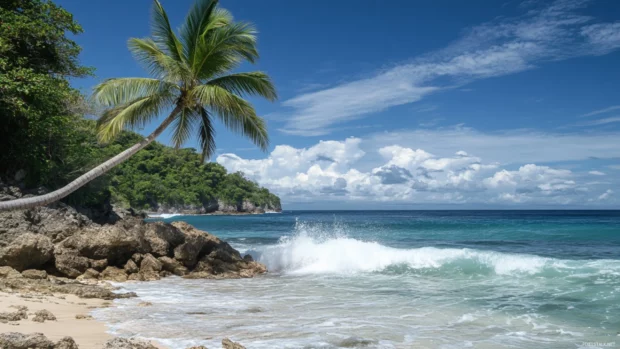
[598,189,613,201]
[278,0,620,136]
[369,127,620,164]
[581,22,620,54]
[216,136,616,206]
[580,105,620,117]
[578,116,620,126]
[589,170,606,176]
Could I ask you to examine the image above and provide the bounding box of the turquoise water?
[97,211,620,348]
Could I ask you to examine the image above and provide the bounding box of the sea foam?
[254,228,620,277]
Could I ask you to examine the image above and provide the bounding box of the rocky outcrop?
[0,333,247,349]
[153,198,282,215]
[222,338,246,349]
[102,338,159,349]
[0,268,136,299]
[0,332,78,349]
[0,186,267,283]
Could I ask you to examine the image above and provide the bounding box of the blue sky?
[59,0,620,209]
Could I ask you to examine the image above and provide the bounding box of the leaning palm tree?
[0,0,276,211]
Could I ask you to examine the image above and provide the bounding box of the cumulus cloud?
[216,137,613,206]
[589,171,606,176]
[598,189,614,201]
[278,0,620,136]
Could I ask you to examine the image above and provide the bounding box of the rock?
[0,273,135,300]
[0,233,54,271]
[102,337,159,349]
[0,309,28,321]
[127,271,160,282]
[0,332,55,349]
[100,266,128,282]
[131,253,144,264]
[77,268,100,280]
[143,222,185,256]
[0,266,24,279]
[32,309,56,322]
[21,269,48,280]
[124,259,139,274]
[90,259,108,271]
[140,254,162,273]
[222,338,246,349]
[137,301,152,307]
[172,222,221,268]
[62,223,148,265]
[54,337,78,349]
[54,248,90,278]
[158,256,188,276]
[75,314,93,320]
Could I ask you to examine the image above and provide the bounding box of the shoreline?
[146,210,282,218]
[0,290,113,348]
[0,289,169,349]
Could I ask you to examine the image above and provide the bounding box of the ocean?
[94,210,620,349]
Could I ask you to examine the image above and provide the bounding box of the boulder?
[53,337,79,349]
[143,222,185,256]
[158,256,188,276]
[222,338,246,349]
[172,222,221,267]
[90,258,108,271]
[102,337,159,349]
[0,308,28,322]
[140,253,162,273]
[0,332,55,349]
[32,309,56,322]
[127,271,160,282]
[62,223,148,265]
[54,248,90,278]
[77,268,100,280]
[21,269,47,280]
[124,259,139,274]
[0,233,54,271]
[0,266,23,279]
[100,266,128,282]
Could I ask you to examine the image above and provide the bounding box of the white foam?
[256,232,571,276]
[148,213,183,219]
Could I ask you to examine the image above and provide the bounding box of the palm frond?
[92,78,178,107]
[207,72,277,101]
[170,107,199,148]
[152,0,185,63]
[128,38,191,82]
[96,93,173,142]
[179,0,219,66]
[198,107,217,161]
[192,84,268,150]
[193,21,259,79]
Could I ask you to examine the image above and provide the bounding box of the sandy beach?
[0,291,112,348]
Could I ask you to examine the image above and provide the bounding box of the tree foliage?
[0,0,93,186]
[0,0,281,212]
[81,122,280,211]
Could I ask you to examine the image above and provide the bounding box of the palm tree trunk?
[0,106,182,212]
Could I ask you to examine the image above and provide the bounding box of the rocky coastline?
[0,185,266,348]
[150,198,282,216]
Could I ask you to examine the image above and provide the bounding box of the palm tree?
[0,0,276,211]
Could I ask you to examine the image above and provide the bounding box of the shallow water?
[95,211,620,348]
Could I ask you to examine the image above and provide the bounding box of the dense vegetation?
[0,0,93,187]
[0,0,280,212]
[103,127,281,211]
